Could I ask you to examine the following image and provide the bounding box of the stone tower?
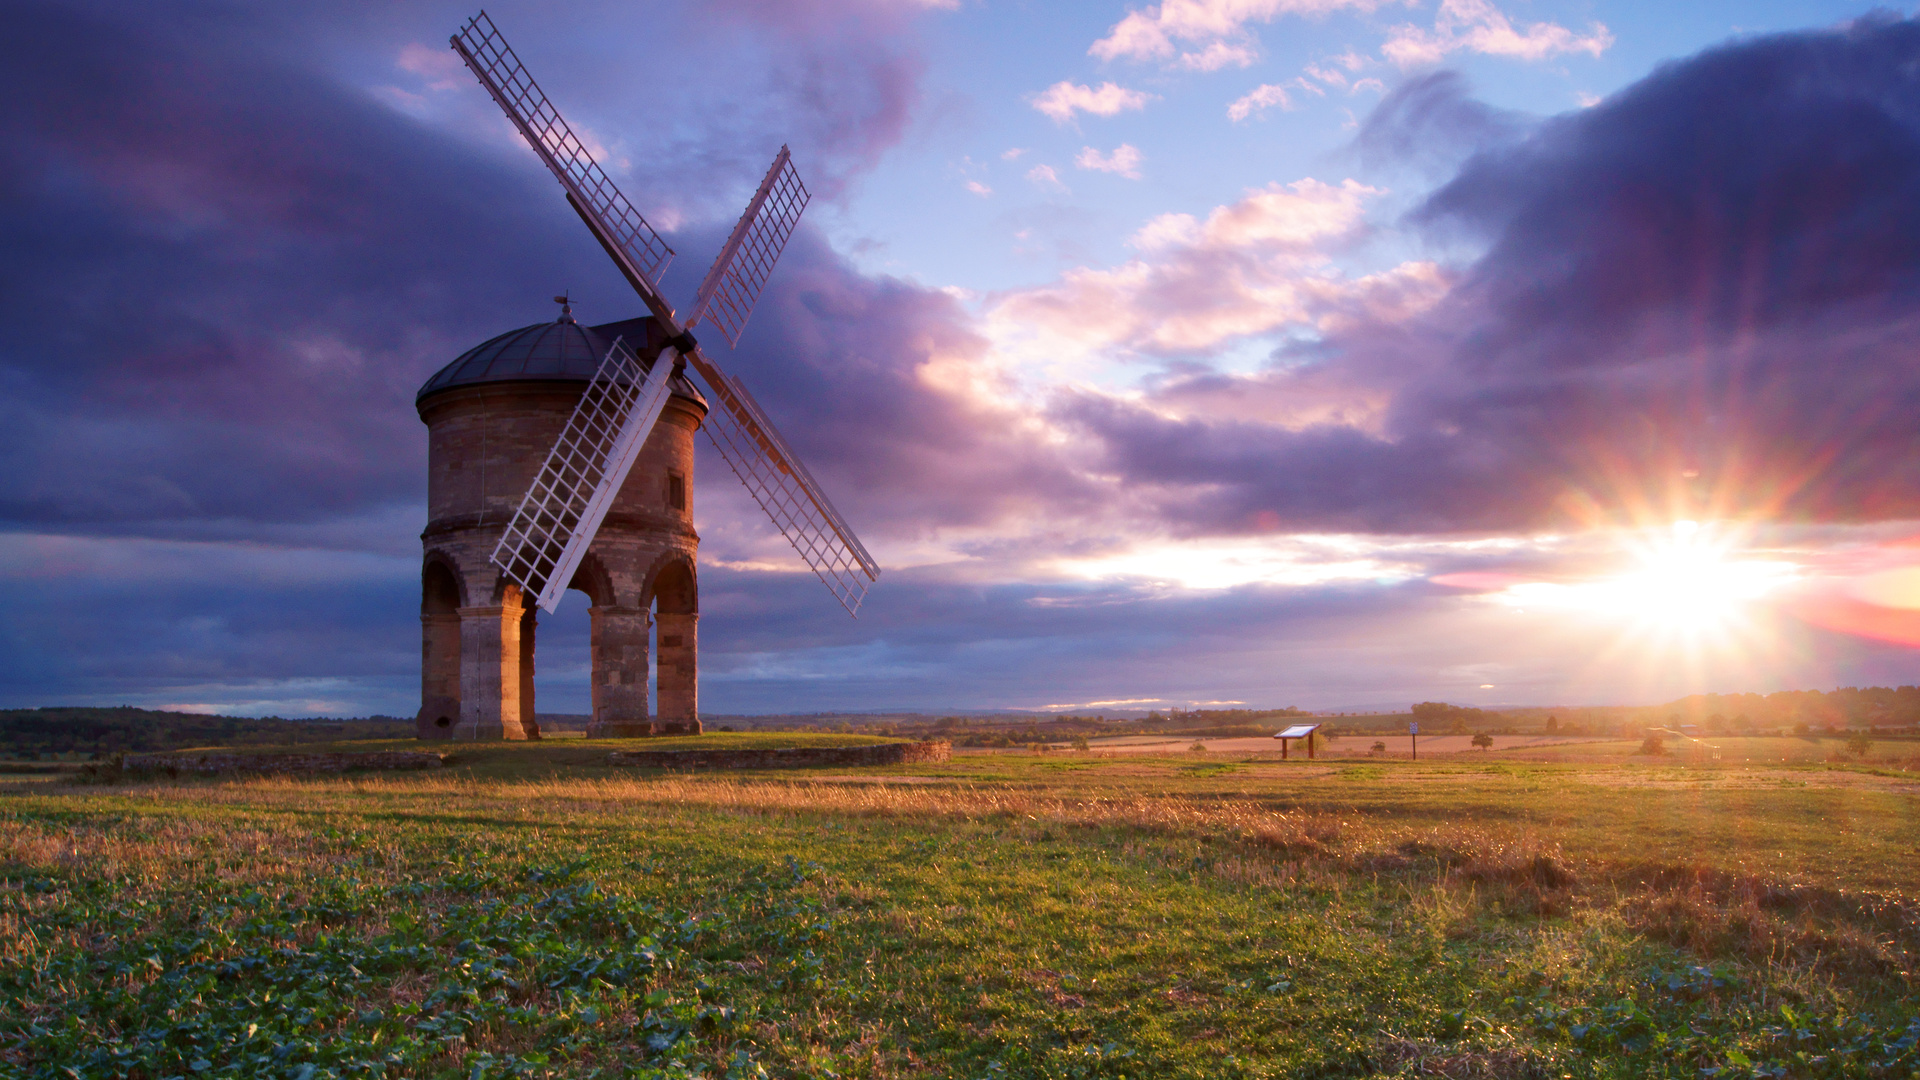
[415,306,707,740]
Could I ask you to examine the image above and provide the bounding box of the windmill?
[449,10,878,625]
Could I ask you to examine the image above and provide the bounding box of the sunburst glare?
[1453,522,1801,645]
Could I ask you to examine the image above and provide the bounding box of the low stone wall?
[122,751,446,776]
[607,740,951,770]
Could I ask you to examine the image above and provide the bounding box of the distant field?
[140,731,903,756]
[1081,732,1619,757]
[1077,731,1920,768]
[2,747,1914,1078]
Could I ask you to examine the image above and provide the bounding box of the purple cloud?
[0,0,946,537]
[1072,15,1920,535]
[9,2,1920,717]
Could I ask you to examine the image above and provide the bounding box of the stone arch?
[568,550,617,609]
[422,552,465,612]
[646,554,698,615]
[418,552,465,738]
[648,554,699,732]
[584,548,650,738]
[488,572,527,605]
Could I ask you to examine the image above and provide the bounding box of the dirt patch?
[1375,1036,1545,1078]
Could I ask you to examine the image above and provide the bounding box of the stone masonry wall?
[418,379,706,739]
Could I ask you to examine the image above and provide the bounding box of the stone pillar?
[655,612,699,734]
[517,606,541,740]
[417,613,462,739]
[588,605,653,737]
[457,595,537,740]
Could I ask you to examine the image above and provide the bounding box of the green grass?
[122,733,908,781]
[1,752,1915,1078]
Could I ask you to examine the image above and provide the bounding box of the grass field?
[2,746,1916,1078]
[1119,733,1920,769]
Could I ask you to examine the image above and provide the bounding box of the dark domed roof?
[417,314,705,409]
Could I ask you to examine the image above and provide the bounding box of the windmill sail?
[454,10,878,615]
[490,339,678,613]
[681,147,877,614]
[451,12,675,310]
[689,358,879,613]
[687,146,809,347]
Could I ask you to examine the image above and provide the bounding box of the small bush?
[1189,741,1208,752]
[1471,733,1494,750]
[1370,741,1387,755]
[1848,732,1873,757]
[1640,733,1667,755]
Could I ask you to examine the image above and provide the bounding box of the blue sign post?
[1409,721,1418,761]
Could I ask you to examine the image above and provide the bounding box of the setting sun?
[1574,522,1799,633]
[1455,522,1800,639]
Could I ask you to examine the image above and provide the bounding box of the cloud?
[965,179,993,196]
[16,2,1920,716]
[0,532,418,716]
[1074,143,1145,178]
[1383,0,1613,69]
[1229,83,1297,121]
[1350,70,1528,175]
[1232,60,1394,122]
[988,178,1424,365]
[1179,41,1260,70]
[688,225,1109,555]
[0,0,945,541]
[1091,0,1390,68]
[1025,164,1071,192]
[1061,16,1920,535]
[1029,80,1155,123]
[394,42,465,90]
[386,0,938,210]
[0,0,1064,712]
[1303,51,1368,88]
[1091,0,1609,77]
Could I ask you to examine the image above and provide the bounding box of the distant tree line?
[1659,686,1920,729]
[0,707,412,759]
[1410,702,1497,733]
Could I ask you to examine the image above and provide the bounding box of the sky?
[6,0,1920,717]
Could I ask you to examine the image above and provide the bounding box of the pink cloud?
[1026,163,1071,192]
[395,42,465,90]
[989,178,1440,358]
[1075,143,1144,178]
[1091,0,1395,68]
[1179,41,1260,70]
[1029,81,1155,123]
[1228,83,1296,121]
[1383,0,1612,68]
